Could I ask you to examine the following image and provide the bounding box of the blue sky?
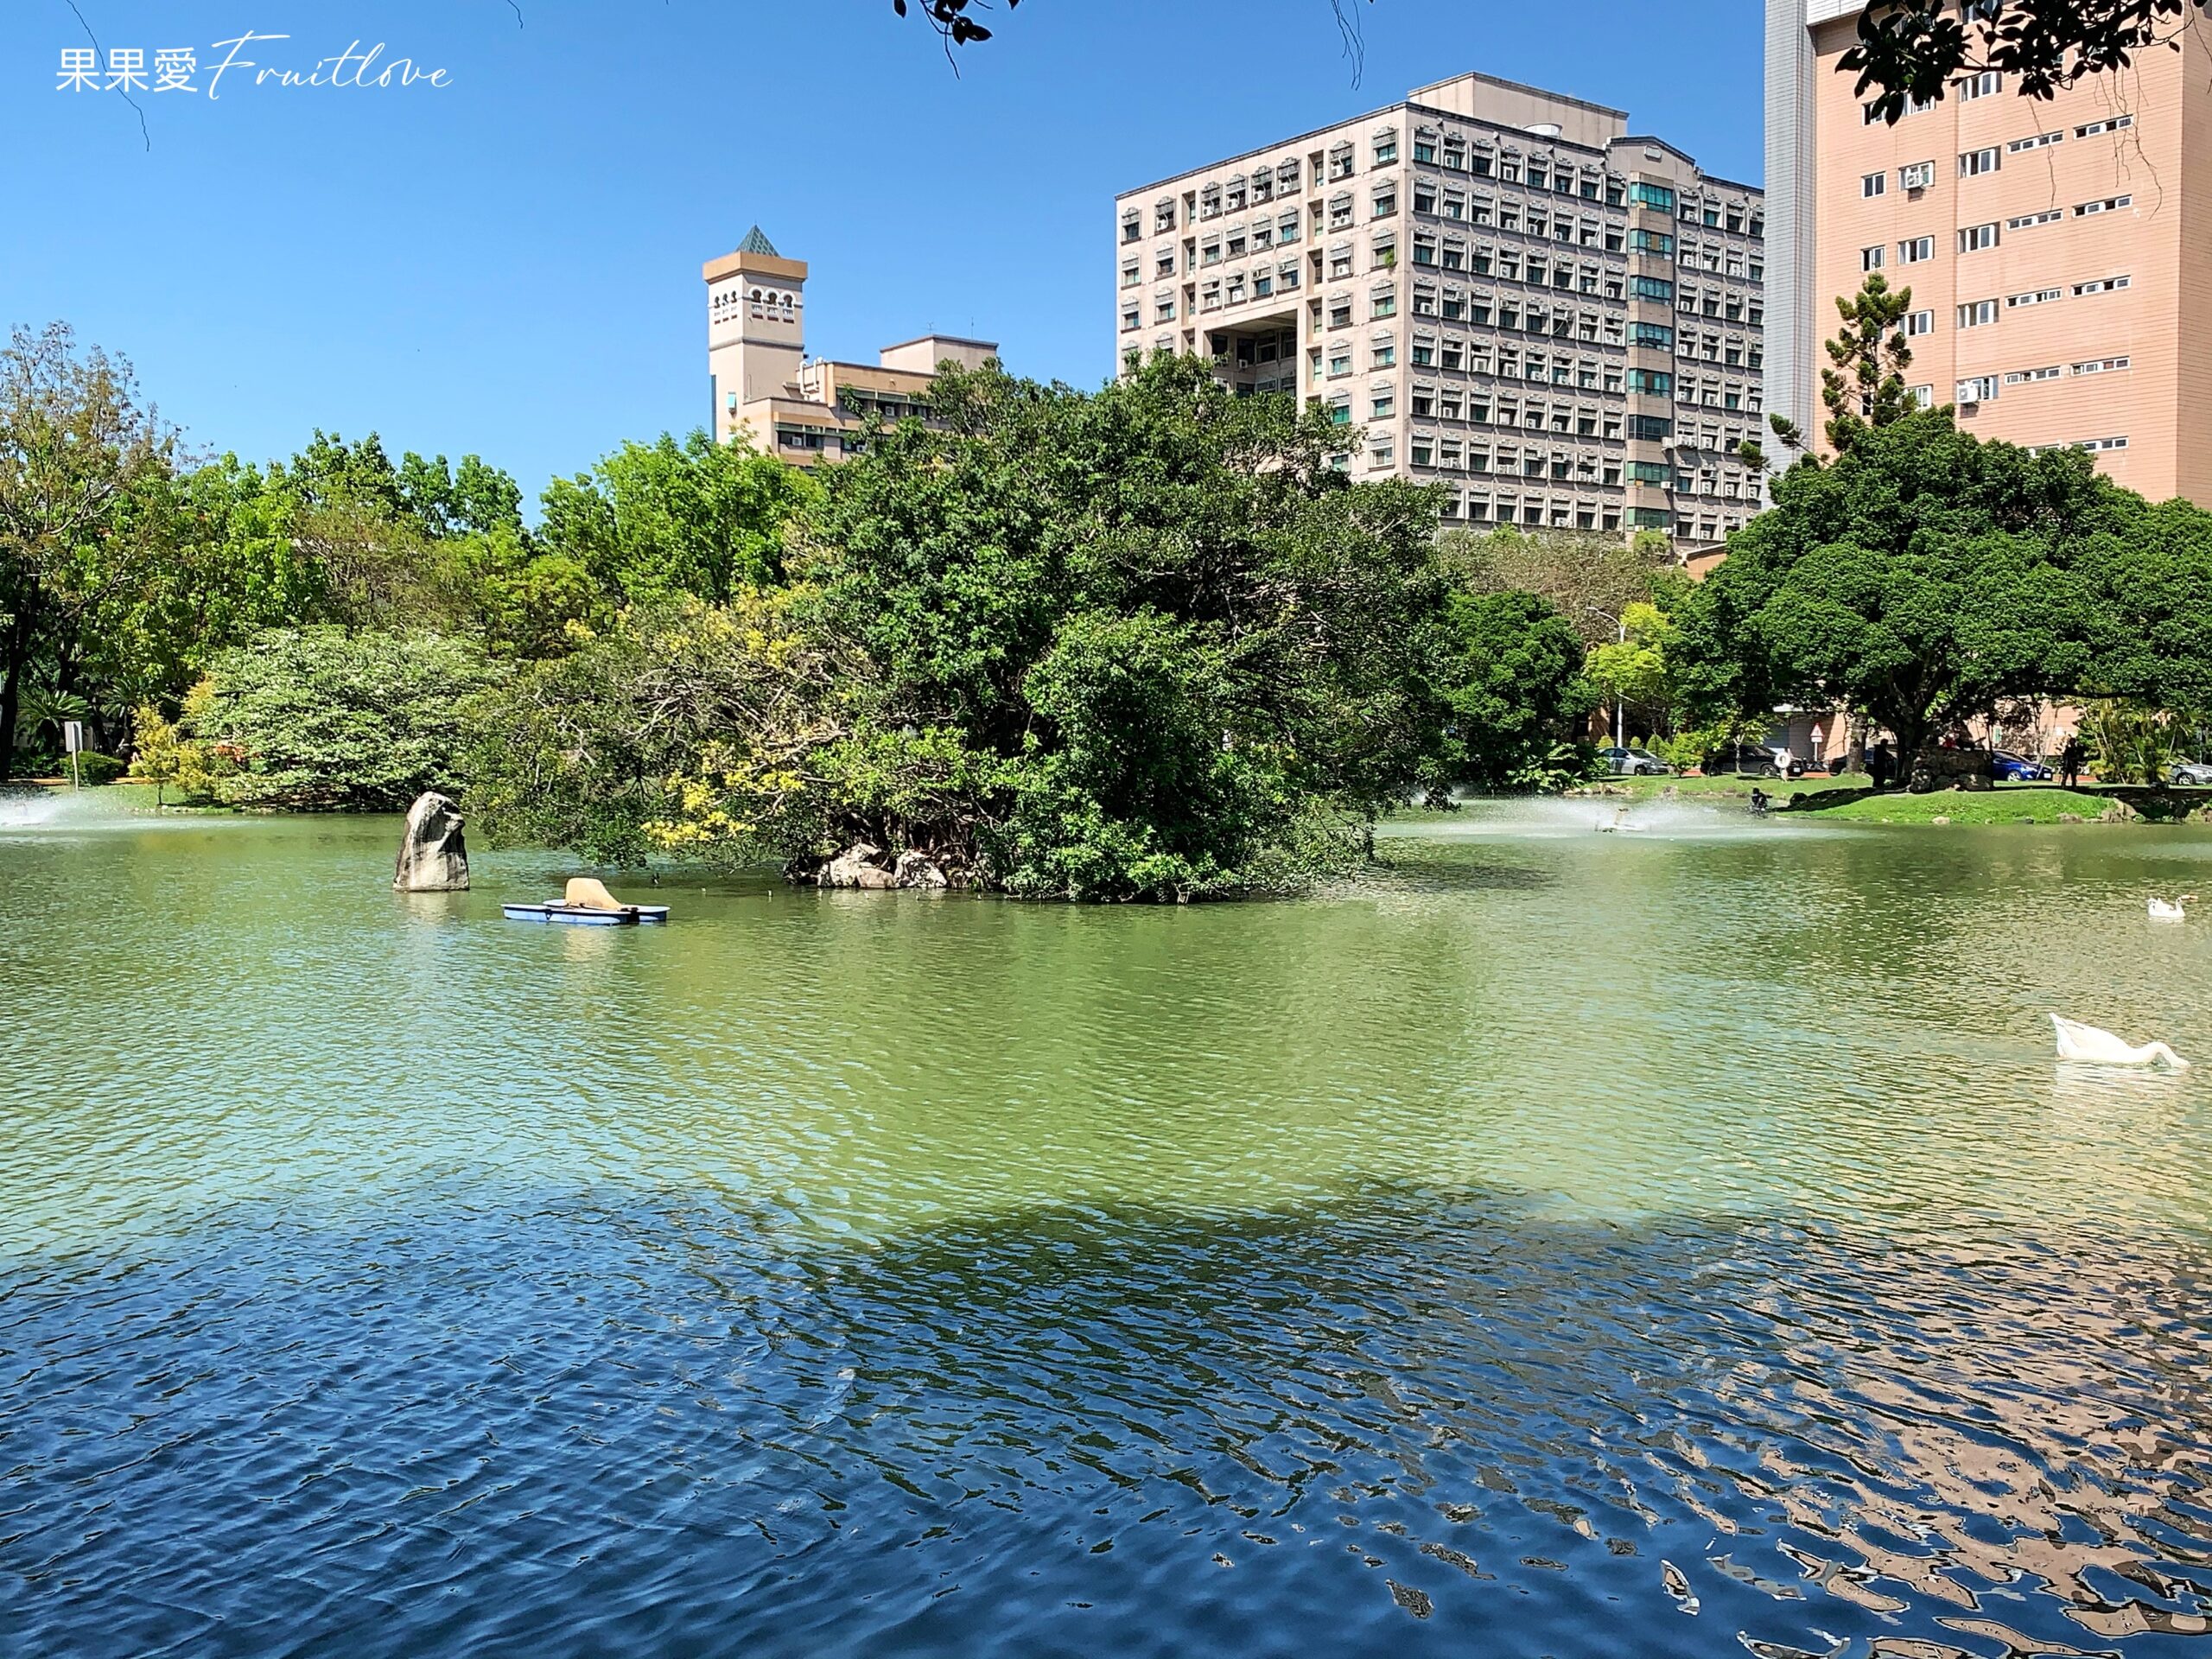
[2,0,1763,499]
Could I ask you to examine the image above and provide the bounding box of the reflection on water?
[4,806,2212,1656]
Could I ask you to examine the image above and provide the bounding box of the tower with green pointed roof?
[702,226,810,442]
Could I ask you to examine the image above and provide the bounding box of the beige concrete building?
[704,226,997,466]
[1115,73,1768,546]
[1766,0,2212,504]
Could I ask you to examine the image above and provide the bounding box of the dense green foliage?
[1679,411,2212,760]
[1440,591,1593,789]
[188,629,504,810]
[9,322,1611,896]
[473,360,1586,899]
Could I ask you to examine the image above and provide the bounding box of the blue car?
[1990,750,2052,782]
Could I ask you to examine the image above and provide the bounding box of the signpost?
[62,720,85,790]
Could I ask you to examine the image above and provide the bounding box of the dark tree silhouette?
[893,0,2206,122]
[1845,0,2210,122]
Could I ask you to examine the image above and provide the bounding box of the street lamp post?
[1585,607,1627,748]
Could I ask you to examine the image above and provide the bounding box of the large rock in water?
[792,842,955,890]
[394,791,469,891]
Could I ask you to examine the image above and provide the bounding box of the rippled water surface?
[8,793,2212,1657]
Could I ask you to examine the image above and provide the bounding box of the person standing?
[2061,734,2085,789]
[1868,742,1895,791]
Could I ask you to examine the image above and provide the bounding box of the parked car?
[1597,746,1672,776]
[1702,742,1802,779]
[2172,760,2212,786]
[1990,750,2053,782]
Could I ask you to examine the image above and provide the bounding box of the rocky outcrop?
[1905,749,1993,793]
[393,791,469,891]
[790,842,958,891]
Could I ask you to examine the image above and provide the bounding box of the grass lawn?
[1803,785,2111,824]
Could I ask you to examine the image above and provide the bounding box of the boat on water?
[503,877,669,926]
[502,901,668,925]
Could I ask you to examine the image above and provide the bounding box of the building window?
[2006,208,2064,231]
[2071,356,2130,375]
[1906,309,1934,335]
[1955,374,2000,404]
[1122,213,1141,245]
[1861,245,1885,271]
[1630,228,1674,255]
[1958,222,1999,252]
[1627,368,1673,395]
[2073,274,2131,295]
[1373,135,1398,166]
[2005,287,2063,308]
[1861,171,1886,197]
[2075,194,2133,217]
[1897,236,1934,264]
[1957,69,2002,99]
[1899,161,1935,190]
[1630,321,1675,348]
[1630,181,1676,211]
[1959,147,2001,177]
[2075,115,2134,137]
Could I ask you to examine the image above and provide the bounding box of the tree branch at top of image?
[1846,0,2209,122]
[895,0,1376,80]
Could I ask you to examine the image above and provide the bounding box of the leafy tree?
[1439,589,1593,788]
[186,627,504,810]
[1819,272,1922,454]
[126,703,191,804]
[1585,599,1681,726]
[1440,524,1668,650]
[1679,411,2119,761]
[537,431,812,608]
[2070,497,2212,712]
[466,594,842,868]
[0,322,175,777]
[476,359,1475,899]
[2079,699,2177,787]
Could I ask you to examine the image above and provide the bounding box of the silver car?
[1598,746,1671,776]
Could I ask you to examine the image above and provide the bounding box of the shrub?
[67,751,126,785]
[187,627,505,810]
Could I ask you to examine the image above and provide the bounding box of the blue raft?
[502,901,670,926]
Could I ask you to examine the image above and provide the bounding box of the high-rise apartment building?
[706,226,998,467]
[1767,0,2212,504]
[1115,73,1768,545]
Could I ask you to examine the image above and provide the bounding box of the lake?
[5,792,2212,1657]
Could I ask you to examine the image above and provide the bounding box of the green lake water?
[5,792,2212,1656]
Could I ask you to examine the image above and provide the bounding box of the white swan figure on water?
[2149,894,2195,921]
[2051,1014,2190,1069]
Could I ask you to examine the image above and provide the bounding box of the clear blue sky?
[2,0,1764,500]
